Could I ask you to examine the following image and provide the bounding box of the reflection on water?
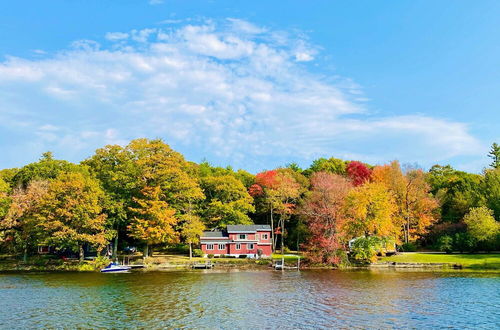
[0,269,498,328]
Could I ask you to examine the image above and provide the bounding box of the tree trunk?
[79,245,84,262]
[23,245,28,263]
[281,218,284,272]
[113,224,119,259]
[189,243,192,260]
[270,207,275,252]
[143,245,149,258]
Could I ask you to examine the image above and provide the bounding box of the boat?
[100,262,131,273]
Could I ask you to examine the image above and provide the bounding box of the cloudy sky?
[1,1,499,173]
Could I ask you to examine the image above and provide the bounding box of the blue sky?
[1,1,499,173]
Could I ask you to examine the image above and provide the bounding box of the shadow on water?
[0,269,498,328]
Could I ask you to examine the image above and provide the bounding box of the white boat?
[100,262,131,273]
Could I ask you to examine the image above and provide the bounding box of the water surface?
[0,269,498,329]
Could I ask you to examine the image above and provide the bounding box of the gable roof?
[226,225,271,232]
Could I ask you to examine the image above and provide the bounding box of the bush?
[437,235,453,253]
[453,233,476,253]
[400,242,417,252]
[207,254,214,259]
[193,249,203,257]
[350,236,386,264]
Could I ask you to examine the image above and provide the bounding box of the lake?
[0,269,498,329]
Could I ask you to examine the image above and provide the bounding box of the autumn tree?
[180,214,205,259]
[0,177,10,221]
[1,180,48,261]
[201,175,255,228]
[85,139,204,256]
[344,182,397,240]
[346,161,372,186]
[37,172,108,261]
[128,186,179,257]
[301,172,352,264]
[372,161,439,243]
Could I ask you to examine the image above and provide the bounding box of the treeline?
[0,139,499,264]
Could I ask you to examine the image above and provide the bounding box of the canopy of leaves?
[128,186,179,246]
[463,206,499,242]
[305,157,347,176]
[201,175,255,228]
[346,161,372,186]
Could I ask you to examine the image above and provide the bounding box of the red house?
[200,225,272,258]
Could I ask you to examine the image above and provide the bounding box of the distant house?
[200,225,272,258]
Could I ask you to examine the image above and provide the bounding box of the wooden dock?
[192,261,214,269]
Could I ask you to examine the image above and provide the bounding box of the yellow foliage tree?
[344,182,398,240]
[128,186,179,257]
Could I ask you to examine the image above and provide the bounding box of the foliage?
[201,175,254,228]
[399,242,417,252]
[301,172,352,265]
[350,236,386,264]
[437,235,453,253]
[128,186,179,249]
[193,248,203,257]
[463,206,499,244]
[37,172,108,260]
[344,182,397,239]
[305,157,346,176]
[483,169,500,221]
[346,161,372,186]
[488,142,500,169]
[453,232,477,253]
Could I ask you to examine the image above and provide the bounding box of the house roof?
[201,231,225,238]
[226,225,271,232]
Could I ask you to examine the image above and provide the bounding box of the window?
[248,243,254,250]
[256,234,259,240]
[206,244,214,250]
[239,234,247,240]
[262,234,268,240]
[236,243,241,250]
[218,244,225,250]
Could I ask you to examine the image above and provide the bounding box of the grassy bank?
[380,253,500,270]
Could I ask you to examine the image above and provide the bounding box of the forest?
[0,139,499,265]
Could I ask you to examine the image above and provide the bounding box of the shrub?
[193,249,203,257]
[400,242,417,252]
[437,235,453,253]
[453,232,476,253]
[350,236,386,264]
[207,254,214,259]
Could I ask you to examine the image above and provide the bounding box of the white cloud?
[148,0,164,5]
[105,32,129,41]
[0,19,484,171]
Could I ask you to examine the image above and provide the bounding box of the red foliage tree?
[255,170,278,189]
[301,172,353,265]
[346,161,372,186]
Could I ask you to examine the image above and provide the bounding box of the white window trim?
[256,234,259,240]
[236,243,241,250]
[248,243,254,250]
[206,244,214,250]
[262,234,268,240]
[218,244,225,250]
[239,234,247,240]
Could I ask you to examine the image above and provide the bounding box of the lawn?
[380,253,500,269]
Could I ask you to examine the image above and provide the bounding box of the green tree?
[37,172,108,261]
[483,168,500,221]
[180,214,205,259]
[128,186,179,257]
[488,142,500,169]
[305,157,347,176]
[463,207,499,244]
[201,175,255,228]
